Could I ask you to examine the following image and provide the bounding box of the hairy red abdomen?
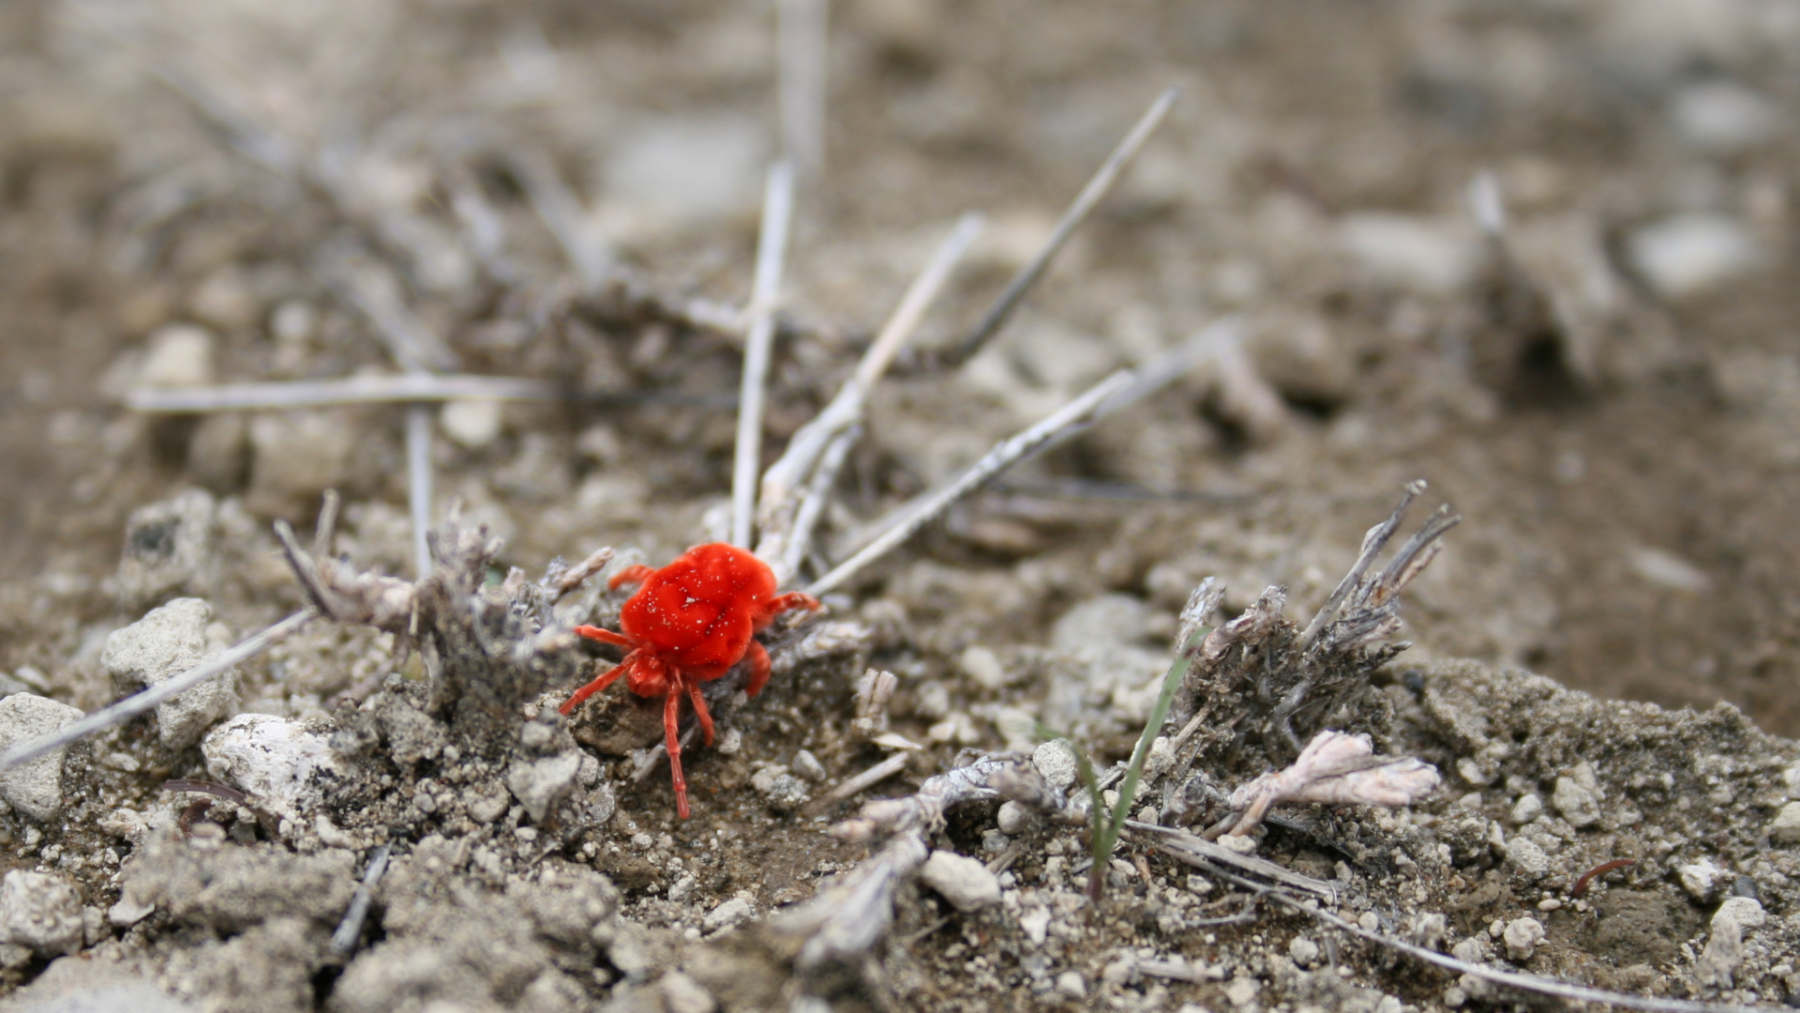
[618,543,778,679]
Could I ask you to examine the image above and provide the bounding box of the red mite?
[560,543,820,819]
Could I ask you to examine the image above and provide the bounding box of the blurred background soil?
[2,0,1798,748]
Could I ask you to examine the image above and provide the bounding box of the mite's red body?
[560,543,819,818]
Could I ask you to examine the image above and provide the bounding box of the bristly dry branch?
[1174,483,1459,766]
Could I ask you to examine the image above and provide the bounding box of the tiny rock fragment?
[1712,896,1766,934]
[703,895,755,934]
[108,894,156,928]
[1031,740,1078,790]
[1224,975,1261,1008]
[959,645,1007,689]
[1288,936,1321,965]
[1769,801,1800,844]
[919,851,1001,912]
[102,597,238,750]
[1,870,85,957]
[1509,792,1543,825]
[1679,858,1724,901]
[138,323,217,388]
[0,693,84,820]
[1020,906,1051,946]
[1055,971,1087,999]
[1551,776,1600,829]
[1627,213,1759,300]
[506,750,583,823]
[791,749,827,783]
[660,971,718,1013]
[1502,917,1544,962]
[440,398,504,449]
[996,800,1033,836]
[1504,837,1549,881]
[203,713,347,820]
[750,764,810,812]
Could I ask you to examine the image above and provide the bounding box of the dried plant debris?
[1174,481,1460,770]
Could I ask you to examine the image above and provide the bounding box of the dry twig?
[732,162,797,548]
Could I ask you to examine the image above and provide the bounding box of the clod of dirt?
[0,694,83,820]
[0,871,83,958]
[122,835,357,934]
[101,598,238,750]
[115,490,219,607]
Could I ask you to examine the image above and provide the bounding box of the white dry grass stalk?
[405,405,435,578]
[330,844,391,955]
[941,87,1178,367]
[818,752,910,805]
[0,611,316,774]
[778,0,829,175]
[757,213,983,577]
[805,369,1134,597]
[731,161,797,549]
[510,148,613,288]
[1285,898,1759,1013]
[123,374,564,413]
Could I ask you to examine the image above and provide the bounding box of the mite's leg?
[685,675,717,746]
[756,591,821,627]
[558,658,630,715]
[664,688,691,820]
[742,640,772,699]
[607,564,655,591]
[574,625,634,649]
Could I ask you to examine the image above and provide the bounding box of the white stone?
[440,398,504,449]
[108,895,156,928]
[791,749,827,783]
[1,871,83,956]
[103,598,237,750]
[1055,970,1087,999]
[919,851,1001,912]
[137,324,216,388]
[1769,801,1800,843]
[1032,740,1079,790]
[202,713,346,820]
[1505,837,1549,880]
[1551,776,1600,829]
[1509,792,1543,825]
[1627,546,1712,592]
[750,764,810,811]
[1679,858,1724,900]
[703,895,755,934]
[0,694,84,820]
[1670,81,1780,154]
[1627,214,1759,300]
[1019,906,1051,945]
[1502,917,1545,961]
[660,971,717,1013]
[507,751,583,823]
[1712,896,1766,934]
[996,800,1033,836]
[1224,975,1261,1008]
[1051,594,1149,652]
[1338,213,1478,294]
[958,646,1007,690]
[1289,936,1321,965]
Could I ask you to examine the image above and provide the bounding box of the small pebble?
[1503,917,1545,961]
[1032,740,1078,790]
[1552,776,1600,829]
[791,749,828,783]
[1506,837,1549,880]
[1509,793,1543,825]
[996,800,1033,836]
[1680,858,1724,900]
[0,694,84,820]
[660,971,717,1013]
[959,645,1007,689]
[1054,970,1087,999]
[0,870,84,956]
[103,598,238,750]
[1627,214,1759,300]
[1768,802,1800,844]
[920,851,1001,911]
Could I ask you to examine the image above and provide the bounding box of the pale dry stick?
[806,369,1134,598]
[935,87,1179,369]
[124,374,564,413]
[404,405,434,578]
[330,845,391,956]
[731,161,797,549]
[1281,896,1762,1013]
[0,611,315,774]
[819,752,911,805]
[510,149,613,288]
[317,248,461,373]
[1297,480,1426,651]
[760,213,985,511]
[779,426,856,583]
[777,0,829,175]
